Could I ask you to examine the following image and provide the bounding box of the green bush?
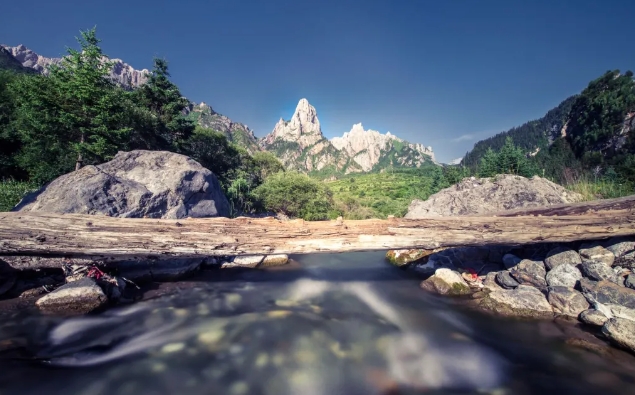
[0,180,38,211]
[253,171,334,220]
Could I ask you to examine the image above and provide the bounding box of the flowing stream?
[1,251,635,394]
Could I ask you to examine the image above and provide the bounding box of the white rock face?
[262,98,324,149]
[260,98,358,173]
[1,44,149,89]
[331,123,436,171]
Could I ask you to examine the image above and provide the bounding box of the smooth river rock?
[35,277,107,315]
[581,279,635,309]
[420,268,471,296]
[579,309,609,327]
[546,263,582,288]
[602,318,635,354]
[495,271,519,289]
[509,260,547,290]
[547,286,589,318]
[478,285,554,319]
[544,246,581,270]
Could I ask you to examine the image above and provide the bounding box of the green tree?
[253,171,334,220]
[132,58,194,151]
[479,137,536,177]
[0,70,23,179]
[10,27,132,181]
[251,151,284,180]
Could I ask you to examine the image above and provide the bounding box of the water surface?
[1,251,635,394]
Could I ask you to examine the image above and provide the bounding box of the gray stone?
[547,286,590,318]
[482,272,502,291]
[222,255,265,269]
[544,246,581,270]
[580,278,635,309]
[579,245,615,267]
[495,271,519,289]
[581,262,620,283]
[0,259,17,296]
[404,175,582,218]
[502,254,522,269]
[602,318,635,354]
[35,277,107,315]
[13,150,230,218]
[604,237,635,259]
[579,309,609,327]
[546,263,582,288]
[625,274,635,290]
[478,285,553,319]
[509,259,547,290]
[420,268,472,296]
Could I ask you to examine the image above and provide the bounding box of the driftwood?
[0,196,633,266]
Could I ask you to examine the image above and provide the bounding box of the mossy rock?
[385,248,446,267]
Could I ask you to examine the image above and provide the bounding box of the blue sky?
[2,0,635,163]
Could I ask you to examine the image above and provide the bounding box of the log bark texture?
[0,195,634,264]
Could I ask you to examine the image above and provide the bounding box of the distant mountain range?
[1,44,437,174]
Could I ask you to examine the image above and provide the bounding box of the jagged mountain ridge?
[1,44,149,89]
[331,123,436,171]
[260,98,437,174]
[260,99,361,173]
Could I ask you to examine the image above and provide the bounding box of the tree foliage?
[253,172,334,220]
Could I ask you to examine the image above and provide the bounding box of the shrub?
[253,171,334,220]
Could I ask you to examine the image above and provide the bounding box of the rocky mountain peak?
[262,98,324,149]
[331,123,436,171]
[1,44,148,89]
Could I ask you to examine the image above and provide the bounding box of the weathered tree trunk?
[0,196,634,266]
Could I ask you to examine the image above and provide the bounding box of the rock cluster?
[406,237,635,354]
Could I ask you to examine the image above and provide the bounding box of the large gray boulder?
[405,175,583,218]
[13,150,230,218]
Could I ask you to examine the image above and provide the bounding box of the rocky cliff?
[331,123,436,171]
[184,102,261,154]
[260,99,362,173]
[1,44,149,89]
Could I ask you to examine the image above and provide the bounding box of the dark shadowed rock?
[602,318,635,354]
[546,263,582,288]
[547,286,589,318]
[625,274,635,290]
[13,150,230,218]
[0,260,18,296]
[502,254,522,269]
[581,279,635,309]
[510,260,547,290]
[580,309,609,327]
[495,271,519,289]
[478,285,553,319]
[544,246,582,270]
[114,258,203,282]
[35,277,107,315]
[579,245,615,267]
[581,262,621,284]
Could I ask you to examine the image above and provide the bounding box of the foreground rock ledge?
[1,195,635,264]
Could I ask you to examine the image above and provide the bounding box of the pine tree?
[133,58,194,150]
[10,27,132,180]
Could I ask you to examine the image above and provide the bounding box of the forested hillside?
[459,70,635,199]
[462,95,576,168]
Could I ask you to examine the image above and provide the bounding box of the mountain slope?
[0,46,37,74]
[260,98,362,174]
[331,123,436,171]
[462,95,577,168]
[183,102,261,153]
[1,44,148,89]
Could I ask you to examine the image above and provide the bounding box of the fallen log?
[0,196,634,265]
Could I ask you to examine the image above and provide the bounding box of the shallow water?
[1,251,635,394]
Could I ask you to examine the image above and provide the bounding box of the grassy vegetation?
[0,180,38,211]
[563,178,633,201]
[326,167,440,219]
